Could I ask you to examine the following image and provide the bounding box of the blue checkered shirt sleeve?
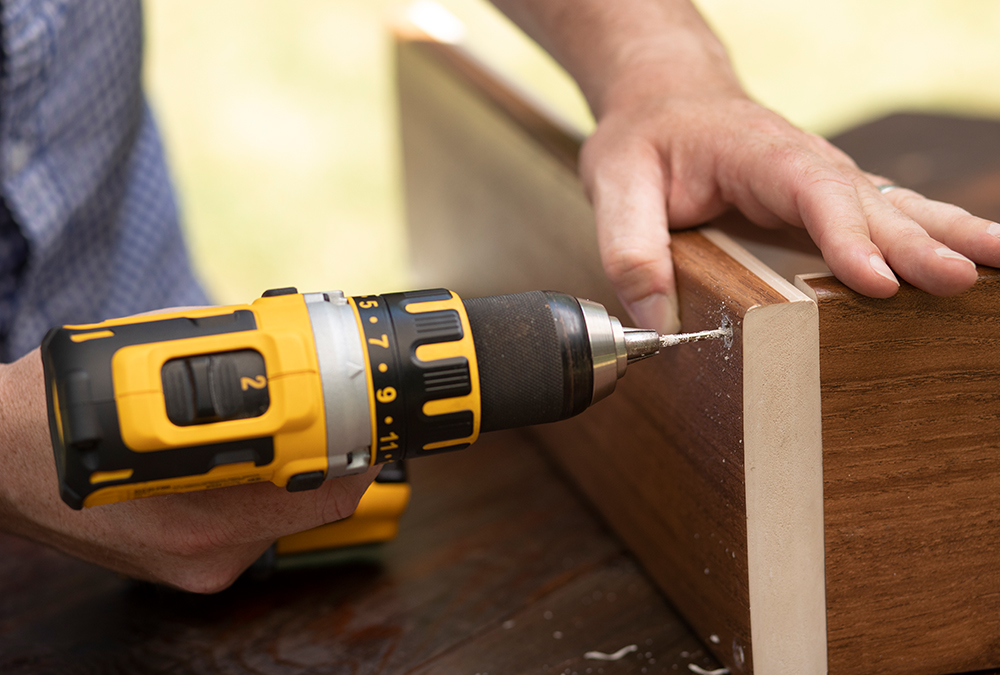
[0,0,209,362]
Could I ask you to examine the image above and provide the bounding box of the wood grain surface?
[798,269,1000,675]
[817,113,1000,675]
[0,430,726,675]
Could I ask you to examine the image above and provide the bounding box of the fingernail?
[988,223,1000,240]
[935,247,975,267]
[869,254,898,285]
[627,292,680,334]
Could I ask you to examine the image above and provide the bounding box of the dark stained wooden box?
[397,33,1000,675]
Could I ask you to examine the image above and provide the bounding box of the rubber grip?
[463,291,593,433]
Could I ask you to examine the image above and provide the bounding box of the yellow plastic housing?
[275,481,412,555]
[81,294,329,506]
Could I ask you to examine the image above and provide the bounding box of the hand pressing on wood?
[492,0,1000,333]
[0,349,378,593]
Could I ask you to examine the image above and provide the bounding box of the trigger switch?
[286,471,325,492]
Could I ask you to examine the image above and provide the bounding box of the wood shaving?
[687,665,729,675]
[583,644,638,661]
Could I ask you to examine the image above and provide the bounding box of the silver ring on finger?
[876,184,900,194]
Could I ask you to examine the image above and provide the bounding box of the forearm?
[490,0,744,115]
[0,348,378,593]
[0,351,56,539]
[0,351,119,567]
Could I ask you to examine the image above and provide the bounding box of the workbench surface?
[1,430,726,674]
[6,430,1000,674]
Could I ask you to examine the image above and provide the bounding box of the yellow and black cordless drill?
[41,287,729,567]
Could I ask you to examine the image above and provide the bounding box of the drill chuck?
[463,291,627,432]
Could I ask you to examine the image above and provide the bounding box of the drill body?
[42,288,637,510]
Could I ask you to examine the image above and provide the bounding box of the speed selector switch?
[162,350,269,426]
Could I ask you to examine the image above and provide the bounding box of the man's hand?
[493,0,1000,332]
[0,349,378,594]
[580,84,1000,330]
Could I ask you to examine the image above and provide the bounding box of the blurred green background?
[143,0,1000,304]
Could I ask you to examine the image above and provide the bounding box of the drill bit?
[623,319,732,364]
[659,326,731,348]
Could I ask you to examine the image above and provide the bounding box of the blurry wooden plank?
[397,34,826,675]
[396,38,608,306]
[831,112,1000,233]
[831,112,1000,208]
[797,269,1000,675]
